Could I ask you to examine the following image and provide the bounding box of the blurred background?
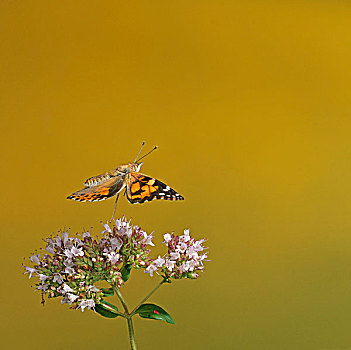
[1,1,351,349]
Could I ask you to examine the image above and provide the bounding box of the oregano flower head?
[24,217,155,310]
[24,216,210,350]
[145,229,208,279]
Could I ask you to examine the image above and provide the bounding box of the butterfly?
[67,145,184,205]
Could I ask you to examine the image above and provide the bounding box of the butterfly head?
[130,162,142,172]
[116,162,142,174]
[117,144,157,175]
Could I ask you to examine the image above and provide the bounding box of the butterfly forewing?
[126,172,184,204]
[67,177,125,202]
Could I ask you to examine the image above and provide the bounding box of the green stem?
[112,286,137,349]
[127,317,137,350]
[130,279,166,316]
[113,285,129,314]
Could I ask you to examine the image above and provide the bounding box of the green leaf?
[134,303,175,324]
[121,263,132,282]
[95,300,120,318]
[101,287,114,297]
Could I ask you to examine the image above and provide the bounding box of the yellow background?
[1,1,351,349]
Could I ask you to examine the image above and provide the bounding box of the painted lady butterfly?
[67,145,184,205]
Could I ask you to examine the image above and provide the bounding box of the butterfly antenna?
[136,146,158,163]
[133,142,145,163]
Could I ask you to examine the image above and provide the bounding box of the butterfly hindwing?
[67,177,125,202]
[126,172,184,204]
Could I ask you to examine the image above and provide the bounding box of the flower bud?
[187,272,199,279]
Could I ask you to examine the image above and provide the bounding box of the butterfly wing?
[67,176,125,202]
[126,172,184,204]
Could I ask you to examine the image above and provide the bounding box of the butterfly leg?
[112,193,120,219]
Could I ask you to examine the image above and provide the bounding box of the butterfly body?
[67,162,184,204]
[83,163,139,187]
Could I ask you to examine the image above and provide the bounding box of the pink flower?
[145,264,158,276]
[163,233,172,244]
[142,232,155,246]
[164,259,176,272]
[154,256,165,267]
[45,245,55,255]
[30,254,40,264]
[103,222,112,233]
[79,299,95,312]
[25,266,37,279]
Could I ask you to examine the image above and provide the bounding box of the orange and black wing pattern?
[126,172,184,204]
[67,177,124,202]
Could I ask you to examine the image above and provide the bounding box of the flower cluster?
[23,217,154,310]
[145,229,208,279]
[103,218,154,269]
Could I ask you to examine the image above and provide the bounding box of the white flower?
[62,293,79,304]
[74,237,82,246]
[125,226,133,238]
[63,259,75,274]
[154,256,165,267]
[164,259,176,272]
[179,261,191,272]
[64,249,73,259]
[79,299,95,312]
[62,231,69,245]
[39,274,49,282]
[142,232,155,246]
[82,231,90,238]
[110,237,123,250]
[177,242,187,253]
[181,229,191,242]
[37,284,48,291]
[53,273,64,284]
[145,264,158,276]
[45,245,55,254]
[55,236,62,247]
[71,246,84,257]
[64,258,74,267]
[115,219,132,237]
[170,252,180,261]
[193,240,205,252]
[102,222,112,233]
[198,253,208,264]
[30,254,40,264]
[88,285,100,292]
[46,238,54,247]
[65,266,75,275]
[180,260,198,273]
[107,251,120,264]
[186,246,199,260]
[67,293,79,303]
[25,266,37,279]
[62,283,74,293]
[163,233,172,244]
[188,260,197,271]
[114,218,123,229]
